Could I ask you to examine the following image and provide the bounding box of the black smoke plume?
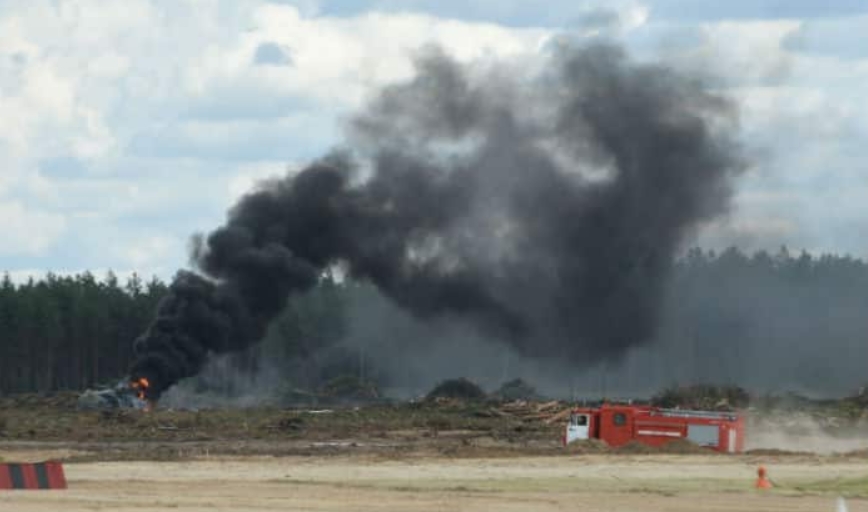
[130,43,744,400]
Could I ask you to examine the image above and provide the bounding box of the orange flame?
[130,377,150,401]
[130,377,154,412]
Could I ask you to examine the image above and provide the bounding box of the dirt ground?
[2,395,868,510]
[2,452,867,512]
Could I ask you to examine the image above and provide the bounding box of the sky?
[1,0,866,282]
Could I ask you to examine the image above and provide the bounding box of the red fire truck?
[564,403,745,453]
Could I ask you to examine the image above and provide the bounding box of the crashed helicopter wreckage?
[77,379,151,411]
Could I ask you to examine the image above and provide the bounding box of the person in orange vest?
[755,466,773,489]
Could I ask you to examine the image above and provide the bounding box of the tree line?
[1,246,867,396]
[0,272,167,394]
[654,246,868,396]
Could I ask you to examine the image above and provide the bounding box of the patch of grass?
[789,476,868,497]
[624,487,678,497]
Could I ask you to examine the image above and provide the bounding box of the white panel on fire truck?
[686,424,718,447]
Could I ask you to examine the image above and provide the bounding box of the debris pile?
[321,375,380,402]
[494,400,573,425]
[652,384,750,411]
[492,379,543,401]
[426,378,487,401]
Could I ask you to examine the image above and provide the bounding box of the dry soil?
[2,452,867,512]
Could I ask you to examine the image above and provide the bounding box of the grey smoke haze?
[320,248,868,400]
[158,249,868,404]
[130,42,744,400]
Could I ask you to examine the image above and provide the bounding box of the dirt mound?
[321,375,380,401]
[426,378,486,401]
[492,379,542,401]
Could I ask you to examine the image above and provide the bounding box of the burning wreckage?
[77,378,151,411]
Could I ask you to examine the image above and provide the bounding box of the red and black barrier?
[0,462,67,490]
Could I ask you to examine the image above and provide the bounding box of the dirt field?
[2,394,868,510]
[2,452,867,512]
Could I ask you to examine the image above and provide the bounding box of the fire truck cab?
[565,403,745,453]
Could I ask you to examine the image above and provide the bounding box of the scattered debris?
[1,383,864,460]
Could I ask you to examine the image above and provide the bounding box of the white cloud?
[637,19,799,86]
[0,0,866,277]
[182,4,548,115]
[625,17,868,256]
[783,15,868,60]
[227,161,298,203]
[694,216,799,250]
[113,234,178,274]
[0,201,66,256]
[0,0,556,275]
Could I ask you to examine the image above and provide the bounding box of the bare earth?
[2,397,867,511]
[2,453,867,512]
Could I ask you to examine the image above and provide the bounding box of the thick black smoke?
[130,43,744,400]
